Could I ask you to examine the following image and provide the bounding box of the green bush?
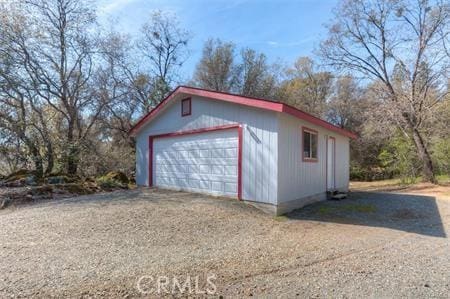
[378,132,420,184]
[350,163,392,181]
[432,138,450,176]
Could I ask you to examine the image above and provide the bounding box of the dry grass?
[351,176,450,189]
[350,179,406,192]
[351,178,450,201]
[273,215,289,222]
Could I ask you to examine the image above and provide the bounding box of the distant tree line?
[0,0,448,183]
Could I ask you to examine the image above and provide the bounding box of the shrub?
[96,172,129,190]
[96,176,121,189]
[103,171,129,184]
[3,169,32,182]
[45,175,76,184]
[58,183,96,194]
[432,138,450,176]
[378,133,420,184]
[350,164,392,181]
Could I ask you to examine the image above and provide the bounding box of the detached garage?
[129,86,357,215]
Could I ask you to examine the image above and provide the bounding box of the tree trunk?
[44,140,54,175]
[67,145,78,175]
[66,121,78,175]
[19,134,43,178]
[411,128,436,183]
[29,144,44,179]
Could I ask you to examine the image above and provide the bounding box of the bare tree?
[0,4,49,176]
[138,10,190,104]
[193,39,240,92]
[320,0,450,182]
[277,57,333,118]
[1,2,191,177]
[193,40,280,97]
[327,75,367,130]
[0,93,44,176]
[238,48,278,98]
[97,31,142,146]
[0,130,27,175]
[9,0,107,175]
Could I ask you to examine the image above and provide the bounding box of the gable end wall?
[135,96,279,205]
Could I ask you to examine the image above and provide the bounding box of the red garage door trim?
[148,124,243,200]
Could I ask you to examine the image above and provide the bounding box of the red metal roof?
[129,85,358,139]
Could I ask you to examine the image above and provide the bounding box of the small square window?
[302,127,318,162]
[181,98,191,116]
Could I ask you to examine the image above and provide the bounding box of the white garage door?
[153,129,239,197]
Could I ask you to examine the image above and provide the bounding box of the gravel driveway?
[0,188,449,298]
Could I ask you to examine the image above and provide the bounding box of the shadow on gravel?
[286,192,446,238]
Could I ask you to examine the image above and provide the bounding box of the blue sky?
[97,0,338,80]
